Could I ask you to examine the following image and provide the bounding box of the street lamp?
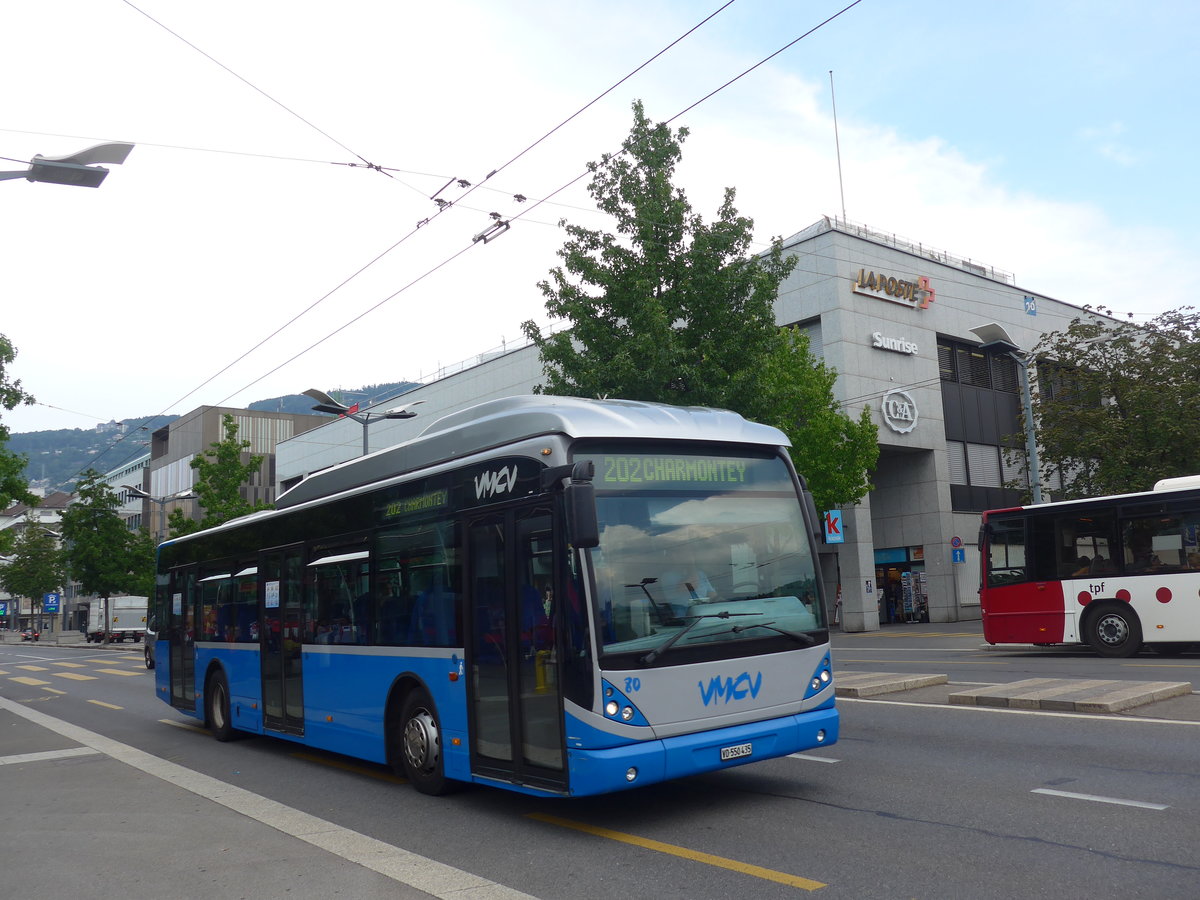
[304,388,424,455]
[122,485,198,543]
[970,323,1043,505]
[0,141,135,188]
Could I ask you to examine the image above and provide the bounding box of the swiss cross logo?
[823,510,844,544]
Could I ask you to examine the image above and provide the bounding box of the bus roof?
[983,474,1200,518]
[274,395,789,510]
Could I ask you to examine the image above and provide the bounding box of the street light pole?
[122,485,198,544]
[0,141,135,188]
[970,323,1044,504]
[303,389,424,455]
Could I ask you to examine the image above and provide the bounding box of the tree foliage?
[60,471,147,600]
[0,333,36,511]
[521,101,877,511]
[0,513,67,605]
[1030,306,1200,499]
[168,413,272,536]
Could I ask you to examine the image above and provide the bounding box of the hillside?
[7,381,418,491]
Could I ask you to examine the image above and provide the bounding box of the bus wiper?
[639,610,757,665]
[715,620,816,646]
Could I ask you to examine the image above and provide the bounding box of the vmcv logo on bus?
[474,465,519,499]
[699,671,764,706]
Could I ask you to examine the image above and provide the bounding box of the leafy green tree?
[168,413,272,536]
[60,472,145,617]
[0,513,67,621]
[521,100,877,511]
[0,334,37,517]
[1029,306,1200,499]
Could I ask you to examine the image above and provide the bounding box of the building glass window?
[946,441,968,485]
[966,443,1002,488]
[956,347,991,388]
[938,343,956,381]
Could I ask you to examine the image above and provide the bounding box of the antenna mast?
[829,70,847,223]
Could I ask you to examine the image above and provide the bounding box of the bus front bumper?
[566,706,838,797]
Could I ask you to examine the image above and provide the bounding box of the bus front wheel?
[1086,603,1143,658]
[398,688,452,795]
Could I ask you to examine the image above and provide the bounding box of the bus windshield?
[576,447,822,659]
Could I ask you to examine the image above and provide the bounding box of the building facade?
[275,217,1114,632]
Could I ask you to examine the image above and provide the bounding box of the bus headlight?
[620,706,634,721]
[605,700,619,716]
[625,767,638,782]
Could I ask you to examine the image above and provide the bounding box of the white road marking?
[0,695,535,899]
[838,696,1200,727]
[1032,788,1168,810]
[787,753,840,763]
[0,746,100,766]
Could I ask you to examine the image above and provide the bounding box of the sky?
[3,0,1197,435]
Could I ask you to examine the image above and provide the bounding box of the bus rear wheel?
[397,688,453,795]
[206,670,236,741]
[1086,603,1142,658]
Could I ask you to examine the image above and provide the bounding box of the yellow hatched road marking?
[53,672,97,681]
[290,752,407,784]
[52,661,88,668]
[158,718,209,735]
[45,688,66,695]
[10,676,50,685]
[527,813,826,891]
[87,700,122,710]
[16,665,49,671]
[0,669,9,676]
[95,668,142,677]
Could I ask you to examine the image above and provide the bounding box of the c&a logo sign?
[853,268,935,310]
[881,389,918,434]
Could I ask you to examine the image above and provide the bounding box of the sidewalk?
[0,697,530,900]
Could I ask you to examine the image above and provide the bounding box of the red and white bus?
[979,475,1200,657]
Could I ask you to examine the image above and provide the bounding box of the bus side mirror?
[565,460,599,549]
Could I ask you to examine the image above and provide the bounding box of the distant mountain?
[7,381,419,491]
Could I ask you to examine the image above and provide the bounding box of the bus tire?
[145,645,154,669]
[397,688,453,795]
[206,670,236,742]
[1085,603,1142,658]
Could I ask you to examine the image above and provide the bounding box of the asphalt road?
[2,631,1198,899]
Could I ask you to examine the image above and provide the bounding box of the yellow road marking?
[0,669,8,675]
[16,665,49,671]
[52,661,88,668]
[527,813,826,891]
[95,668,141,677]
[53,672,97,681]
[45,688,66,695]
[10,676,50,686]
[290,752,406,784]
[159,718,209,735]
[87,700,122,710]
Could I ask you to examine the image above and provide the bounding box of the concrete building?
[138,406,328,538]
[275,217,1115,632]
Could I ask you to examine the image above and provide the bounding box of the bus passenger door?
[168,568,197,711]
[261,546,305,735]
[467,501,566,792]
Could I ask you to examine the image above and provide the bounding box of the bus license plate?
[720,742,752,761]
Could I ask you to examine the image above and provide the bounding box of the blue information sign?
[43,592,61,613]
[951,548,966,565]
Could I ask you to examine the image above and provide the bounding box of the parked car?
[144,616,157,669]
[21,628,40,642]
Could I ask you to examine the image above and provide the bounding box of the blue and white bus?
[152,396,837,797]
